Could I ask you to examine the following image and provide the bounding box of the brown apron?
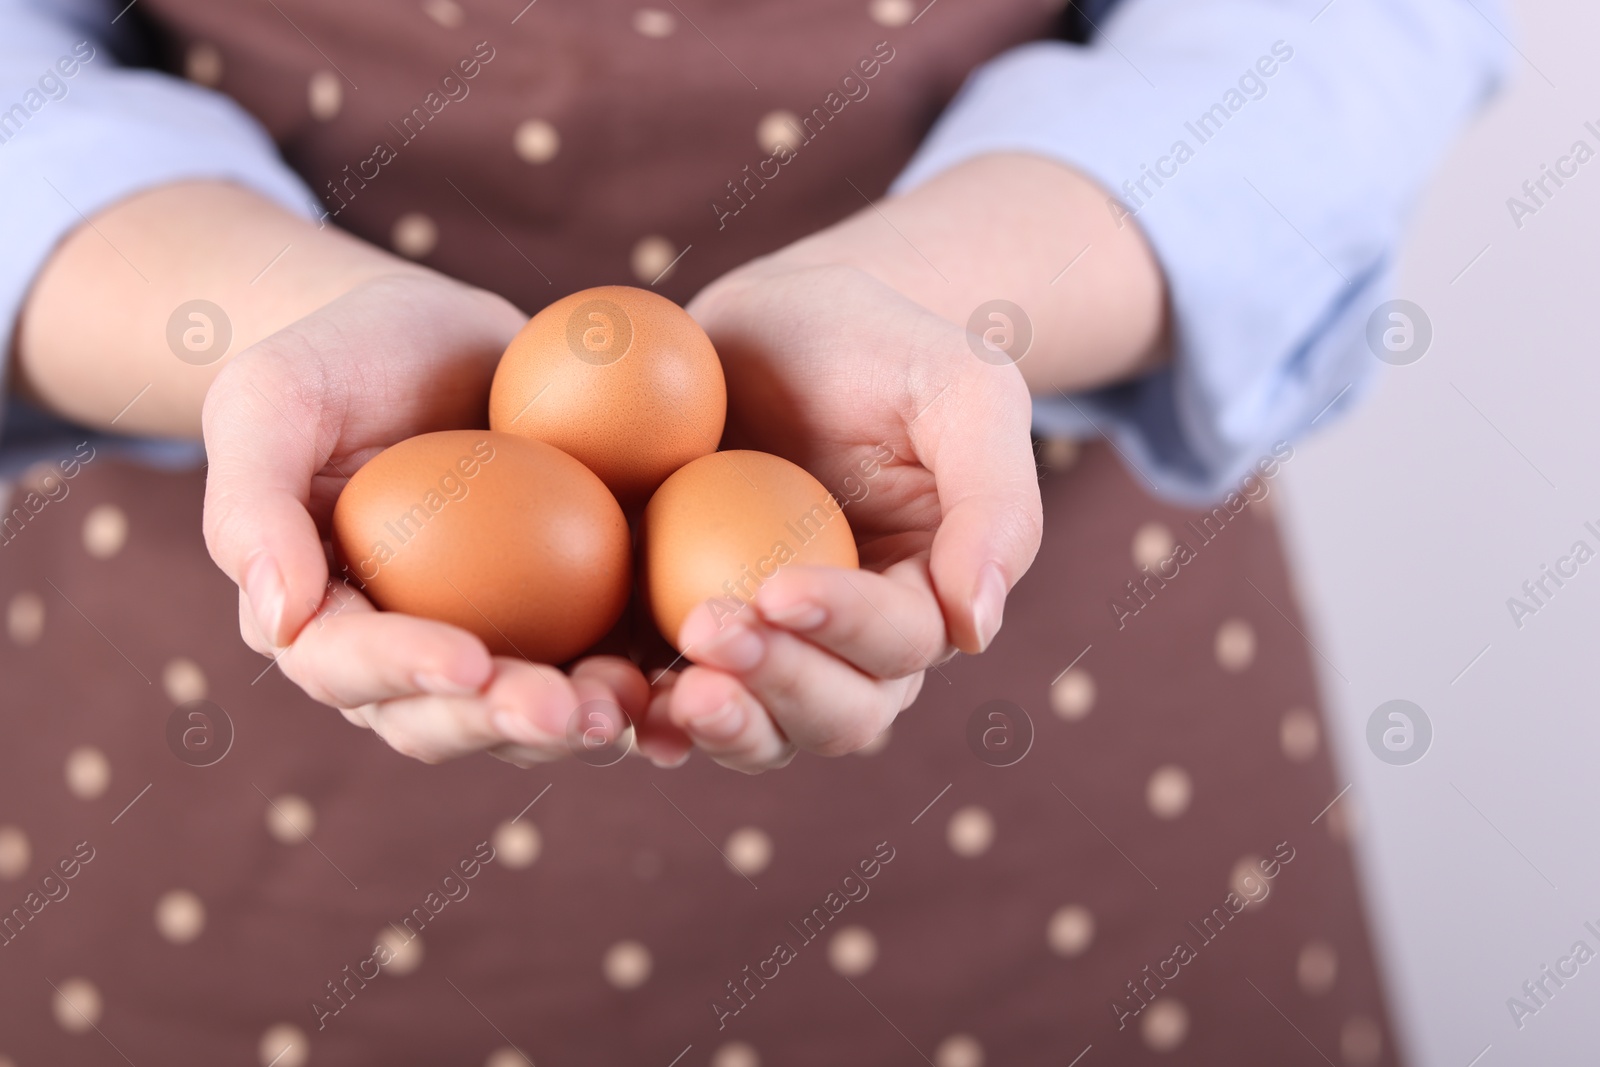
[0,3,1401,1064]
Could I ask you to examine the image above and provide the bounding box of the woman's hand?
[659,260,1045,772]
[200,273,652,766]
[657,154,1166,773]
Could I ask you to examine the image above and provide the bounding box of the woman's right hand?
[200,272,654,767]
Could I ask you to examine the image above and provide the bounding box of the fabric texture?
[0,444,1397,1064]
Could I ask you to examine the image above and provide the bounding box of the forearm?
[14,180,433,438]
[775,153,1168,394]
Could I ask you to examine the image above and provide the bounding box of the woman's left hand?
[648,256,1044,773]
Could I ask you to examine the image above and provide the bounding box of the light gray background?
[1276,0,1600,1063]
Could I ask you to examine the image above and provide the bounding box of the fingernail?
[492,709,549,747]
[761,599,827,631]
[414,671,479,697]
[973,562,1007,651]
[698,622,765,672]
[245,554,285,644]
[688,700,745,742]
[648,747,691,769]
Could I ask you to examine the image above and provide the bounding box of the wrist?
[712,153,1168,395]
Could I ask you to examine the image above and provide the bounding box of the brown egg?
[488,285,726,507]
[641,450,859,648]
[331,430,630,664]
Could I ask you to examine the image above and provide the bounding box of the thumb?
[915,361,1043,654]
[202,355,337,648]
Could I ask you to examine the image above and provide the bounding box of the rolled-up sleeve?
[894,0,1509,504]
[0,0,316,377]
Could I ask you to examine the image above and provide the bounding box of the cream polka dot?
[632,8,677,37]
[947,805,994,858]
[1326,798,1357,844]
[486,1049,533,1067]
[258,1023,308,1067]
[423,0,465,27]
[185,42,223,86]
[1040,437,1079,470]
[1132,522,1175,569]
[1340,1016,1383,1066]
[1280,707,1320,762]
[265,794,316,844]
[710,1041,760,1067]
[1214,618,1256,672]
[163,657,208,705]
[513,118,560,164]
[19,460,64,495]
[869,0,915,26]
[855,725,891,756]
[1229,855,1268,909]
[7,591,44,646]
[155,889,206,944]
[65,746,110,800]
[725,827,773,877]
[1050,669,1095,721]
[493,819,541,869]
[603,939,652,989]
[935,1034,983,1067]
[82,503,128,559]
[0,825,29,880]
[376,925,424,975]
[827,925,877,976]
[631,235,678,284]
[392,213,439,259]
[52,977,101,1032]
[1298,940,1338,995]
[1047,904,1095,957]
[756,110,802,155]
[308,70,343,121]
[1140,998,1188,1052]
[1145,765,1192,819]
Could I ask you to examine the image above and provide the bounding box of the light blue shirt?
[0,0,1507,501]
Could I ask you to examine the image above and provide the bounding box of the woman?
[0,0,1502,1061]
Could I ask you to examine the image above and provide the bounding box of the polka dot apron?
[0,2,1403,1064]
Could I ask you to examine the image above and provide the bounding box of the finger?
[481,659,607,753]
[570,656,652,726]
[911,359,1043,653]
[676,613,912,757]
[202,355,338,648]
[631,670,694,769]
[339,705,374,729]
[237,589,273,657]
[666,667,795,773]
[749,560,949,679]
[487,742,568,769]
[278,598,493,709]
[365,658,585,764]
[363,694,502,764]
[571,654,681,765]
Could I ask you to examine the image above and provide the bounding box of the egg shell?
[331,429,631,664]
[488,285,726,507]
[641,450,859,649]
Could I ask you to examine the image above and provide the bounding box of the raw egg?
[331,429,630,664]
[641,450,859,648]
[489,285,726,507]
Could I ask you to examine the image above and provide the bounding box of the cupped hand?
[663,261,1044,772]
[201,273,652,766]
